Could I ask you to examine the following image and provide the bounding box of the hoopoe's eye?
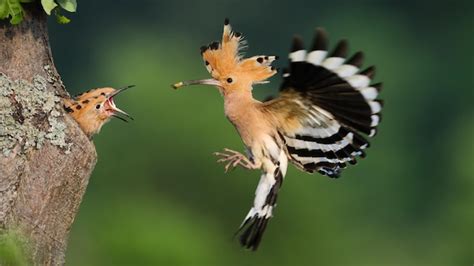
[227,78,233,83]
[96,104,101,109]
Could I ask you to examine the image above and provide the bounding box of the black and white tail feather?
[281,28,383,178]
[237,148,287,250]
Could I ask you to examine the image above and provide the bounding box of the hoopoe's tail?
[237,152,287,250]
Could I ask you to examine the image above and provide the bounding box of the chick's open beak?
[106,85,135,122]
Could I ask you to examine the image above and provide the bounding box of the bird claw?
[214,148,255,172]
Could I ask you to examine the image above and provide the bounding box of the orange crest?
[200,19,278,88]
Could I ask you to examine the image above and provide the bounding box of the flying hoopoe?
[63,86,135,138]
[173,19,383,250]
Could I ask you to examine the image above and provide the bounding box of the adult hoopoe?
[63,86,135,138]
[173,19,383,250]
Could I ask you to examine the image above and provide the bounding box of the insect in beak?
[172,79,221,89]
[106,85,135,122]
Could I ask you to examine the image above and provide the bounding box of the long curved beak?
[172,79,221,89]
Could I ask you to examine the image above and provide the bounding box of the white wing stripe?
[369,101,382,113]
[285,132,353,152]
[289,50,307,62]
[335,64,359,78]
[370,115,380,127]
[321,57,345,70]
[346,75,370,88]
[306,50,327,65]
[360,87,378,100]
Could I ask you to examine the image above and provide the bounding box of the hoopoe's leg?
[213,148,258,172]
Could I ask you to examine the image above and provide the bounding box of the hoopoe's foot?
[213,148,256,172]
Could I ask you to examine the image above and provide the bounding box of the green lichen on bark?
[0,73,71,156]
[0,229,31,266]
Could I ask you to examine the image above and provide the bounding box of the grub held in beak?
[172,79,221,89]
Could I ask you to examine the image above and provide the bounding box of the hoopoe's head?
[173,18,278,94]
[64,86,134,138]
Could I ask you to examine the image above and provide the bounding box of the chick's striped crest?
[63,86,134,138]
[200,19,278,90]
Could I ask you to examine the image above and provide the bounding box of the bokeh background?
[47,0,473,265]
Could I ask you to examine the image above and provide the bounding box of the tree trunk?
[0,3,97,265]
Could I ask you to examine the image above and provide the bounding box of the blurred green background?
[47,1,473,265]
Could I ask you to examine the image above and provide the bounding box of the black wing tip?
[376,99,384,107]
[311,27,328,51]
[315,27,327,36]
[224,18,230,25]
[372,82,383,92]
[361,66,376,79]
[291,35,305,52]
[376,113,383,123]
[330,39,349,58]
[347,51,365,67]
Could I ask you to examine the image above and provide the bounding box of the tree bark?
[0,3,97,265]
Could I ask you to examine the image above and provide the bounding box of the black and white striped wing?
[279,28,383,178]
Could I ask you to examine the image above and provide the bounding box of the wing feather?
[264,28,382,178]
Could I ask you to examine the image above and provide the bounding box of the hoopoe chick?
[173,19,383,250]
[63,85,135,138]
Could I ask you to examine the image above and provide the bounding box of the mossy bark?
[0,3,97,265]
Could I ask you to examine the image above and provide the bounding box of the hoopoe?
[173,19,383,250]
[63,85,135,138]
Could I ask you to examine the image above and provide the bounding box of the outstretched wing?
[264,28,383,178]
